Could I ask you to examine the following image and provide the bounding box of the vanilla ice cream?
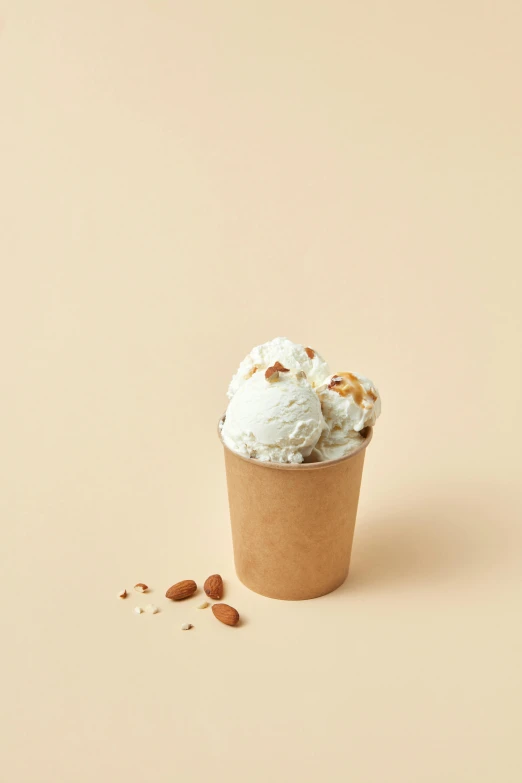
[227,337,330,399]
[221,367,326,463]
[313,372,381,461]
[222,339,381,463]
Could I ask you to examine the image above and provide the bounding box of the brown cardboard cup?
[219,419,373,600]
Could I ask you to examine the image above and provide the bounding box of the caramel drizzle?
[328,372,375,407]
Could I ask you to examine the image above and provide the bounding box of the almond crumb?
[118,589,127,599]
[197,602,210,610]
[181,623,193,631]
[144,604,159,614]
[296,370,306,380]
[134,606,143,615]
[134,583,148,593]
[305,347,315,359]
[265,366,280,382]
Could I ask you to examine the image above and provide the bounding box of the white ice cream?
[312,372,381,461]
[221,369,326,463]
[227,337,330,399]
[222,338,381,463]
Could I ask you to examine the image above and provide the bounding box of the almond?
[204,574,223,600]
[165,580,197,600]
[212,603,240,626]
[305,347,315,359]
[134,583,148,593]
[118,589,127,599]
[265,362,290,381]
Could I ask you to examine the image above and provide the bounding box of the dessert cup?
[219,418,372,600]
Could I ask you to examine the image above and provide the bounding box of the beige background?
[1,1,521,781]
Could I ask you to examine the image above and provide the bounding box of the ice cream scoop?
[227,337,330,399]
[313,372,381,461]
[221,366,326,463]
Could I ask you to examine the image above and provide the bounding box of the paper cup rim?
[217,415,373,471]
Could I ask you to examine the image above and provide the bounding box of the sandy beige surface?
[1,2,521,781]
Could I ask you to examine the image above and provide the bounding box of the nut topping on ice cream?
[305,347,315,359]
[227,337,331,397]
[265,362,289,382]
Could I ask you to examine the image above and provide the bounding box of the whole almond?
[204,574,223,600]
[165,580,197,601]
[212,603,240,627]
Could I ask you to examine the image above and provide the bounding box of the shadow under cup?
[218,418,373,600]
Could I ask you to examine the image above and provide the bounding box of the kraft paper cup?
[219,418,373,600]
